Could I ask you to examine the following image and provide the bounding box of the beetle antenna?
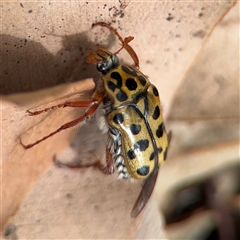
[92,22,139,68]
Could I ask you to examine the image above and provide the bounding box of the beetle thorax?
[101,64,150,108]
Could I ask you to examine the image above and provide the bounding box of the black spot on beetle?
[126,78,137,90]
[110,71,122,87]
[137,166,149,176]
[156,123,164,138]
[113,113,124,124]
[150,148,162,161]
[138,75,147,86]
[108,81,117,92]
[158,147,163,153]
[134,139,149,151]
[149,152,155,161]
[116,90,128,102]
[130,124,141,135]
[152,105,160,119]
[122,65,137,76]
[153,86,159,96]
[127,149,136,160]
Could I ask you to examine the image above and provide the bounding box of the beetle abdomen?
[103,64,149,108]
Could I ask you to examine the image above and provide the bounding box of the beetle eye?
[97,55,119,74]
[97,60,108,73]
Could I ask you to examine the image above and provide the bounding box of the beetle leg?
[20,91,104,149]
[27,100,96,116]
[100,147,115,174]
[54,147,114,175]
[54,157,103,171]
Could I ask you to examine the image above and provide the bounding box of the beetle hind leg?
[54,147,114,175]
[27,100,97,116]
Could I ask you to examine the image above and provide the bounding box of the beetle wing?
[107,104,155,179]
[130,165,159,218]
[129,84,169,217]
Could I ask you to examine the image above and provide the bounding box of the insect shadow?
[16,26,118,151]
[1,28,116,95]
[56,114,107,167]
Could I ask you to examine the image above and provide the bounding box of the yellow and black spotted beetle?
[21,22,170,218]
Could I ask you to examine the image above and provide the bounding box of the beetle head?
[87,46,119,74]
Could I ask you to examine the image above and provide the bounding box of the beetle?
[21,22,170,217]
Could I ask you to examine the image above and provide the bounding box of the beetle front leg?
[20,90,104,149]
